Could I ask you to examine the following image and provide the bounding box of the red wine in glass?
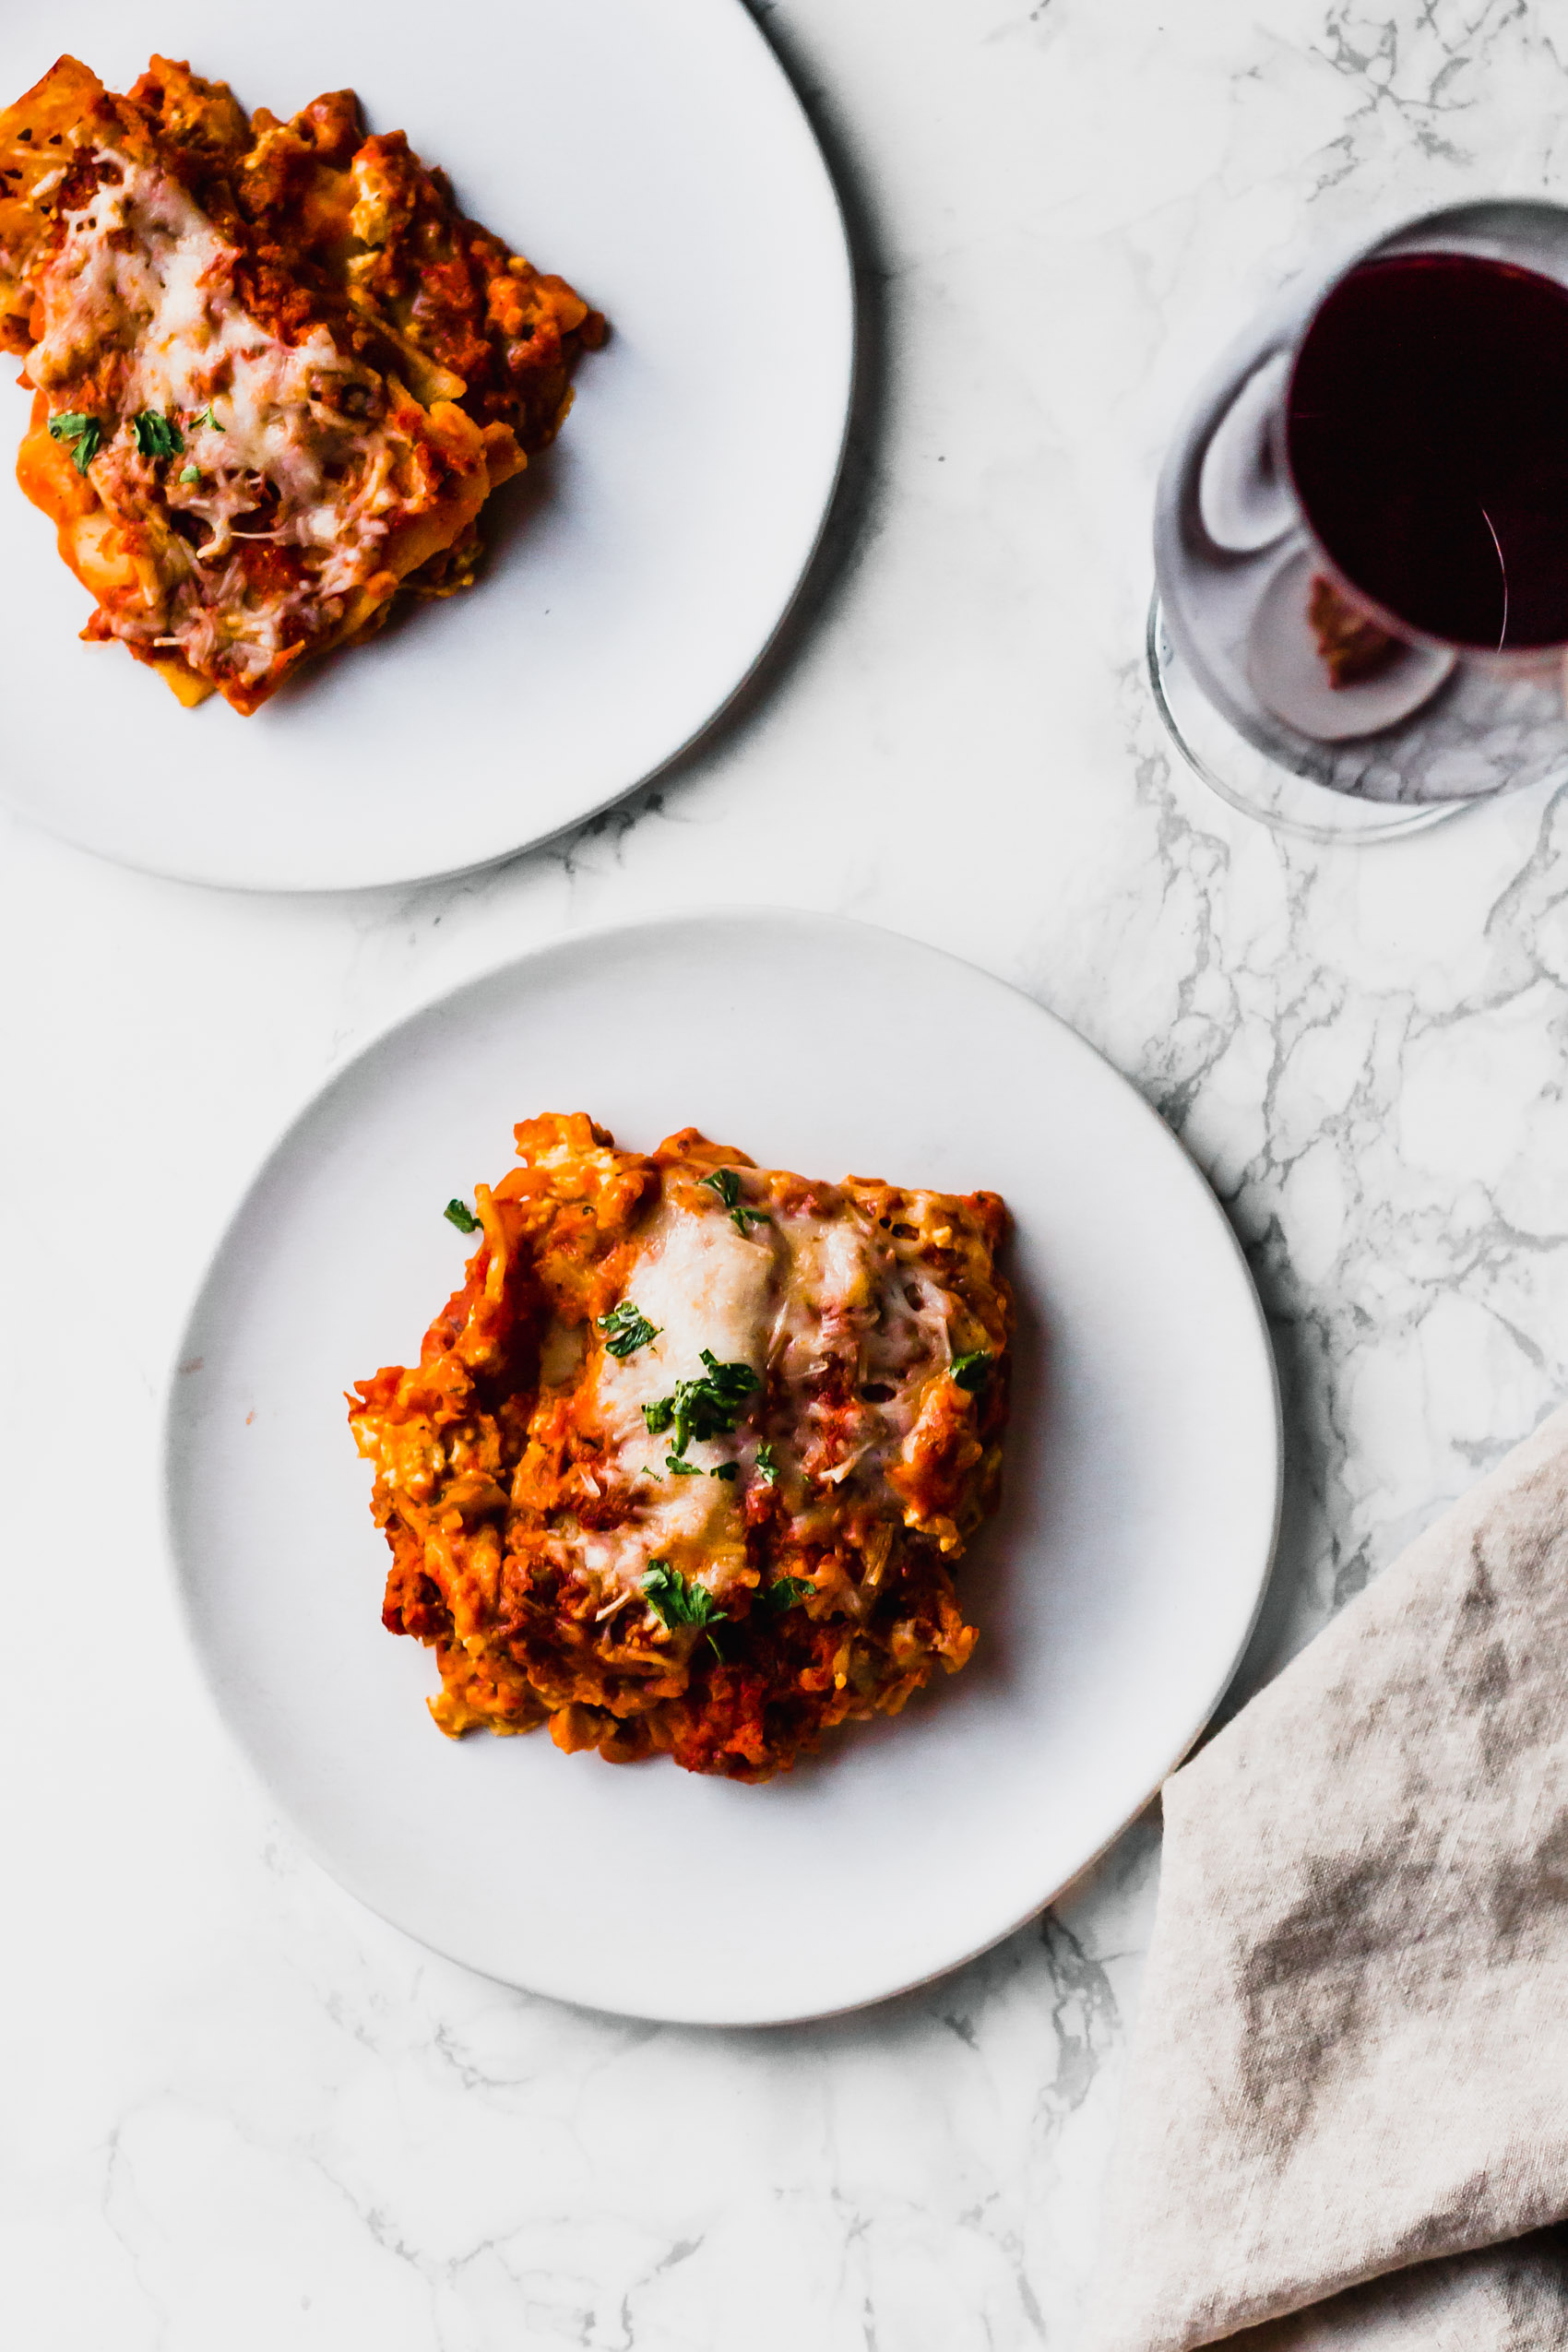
[1286,251,1568,652]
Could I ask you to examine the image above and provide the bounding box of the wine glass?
[1150,200,1568,841]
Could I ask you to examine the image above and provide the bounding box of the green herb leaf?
[708,1461,738,1481]
[950,1348,992,1392]
[444,1198,481,1233]
[131,408,184,459]
[762,1576,813,1612]
[754,1441,779,1484]
[597,1301,660,1359]
[193,405,224,432]
[643,1348,762,1462]
[698,1167,770,1235]
[179,463,200,484]
[47,410,101,473]
[641,1561,727,1633]
[667,1454,704,1477]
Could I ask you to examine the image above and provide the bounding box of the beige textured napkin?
[1092,1401,1568,2352]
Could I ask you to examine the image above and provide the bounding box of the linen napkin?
[1091,1400,1568,2352]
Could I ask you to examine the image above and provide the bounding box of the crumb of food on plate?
[1307,571,1400,688]
[348,1115,1014,1783]
[0,54,604,714]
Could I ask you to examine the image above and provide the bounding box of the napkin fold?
[1092,1401,1568,2352]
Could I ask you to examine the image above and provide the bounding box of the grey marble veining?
[7,2,1568,2345]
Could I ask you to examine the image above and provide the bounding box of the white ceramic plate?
[164,913,1281,2024]
[0,2,852,891]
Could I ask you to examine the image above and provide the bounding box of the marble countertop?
[8,2,1568,2344]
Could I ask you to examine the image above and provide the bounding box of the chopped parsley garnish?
[709,1462,738,1480]
[47,411,101,473]
[699,1166,770,1236]
[192,405,224,432]
[641,1561,727,1650]
[950,1349,992,1392]
[179,463,200,484]
[754,1441,779,1484]
[642,1348,762,1459]
[763,1576,813,1612]
[444,1198,481,1233]
[667,1454,704,1477]
[700,1168,742,1209]
[131,408,184,459]
[597,1301,660,1359]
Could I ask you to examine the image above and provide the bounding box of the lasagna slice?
[0,55,602,713]
[350,1116,1013,1783]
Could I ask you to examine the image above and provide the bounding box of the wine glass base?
[1146,592,1474,842]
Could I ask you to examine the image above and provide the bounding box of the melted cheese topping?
[583,1199,774,1592]
[578,1187,959,1603]
[29,147,408,683]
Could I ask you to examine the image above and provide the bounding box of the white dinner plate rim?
[160,908,1283,2023]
